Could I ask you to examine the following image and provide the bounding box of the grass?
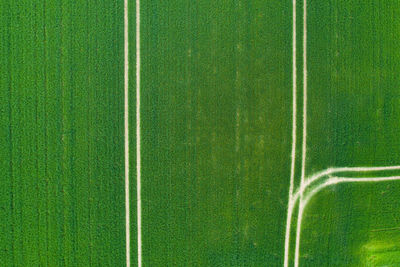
[2,0,400,266]
[292,0,400,266]
[1,1,125,266]
[140,0,292,265]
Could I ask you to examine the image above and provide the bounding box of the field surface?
[1,1,125,266]
[2,1,400,267]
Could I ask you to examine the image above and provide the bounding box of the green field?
[2,1,400,266]
[1,1,125,266]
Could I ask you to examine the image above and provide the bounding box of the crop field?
[2,1,400,267]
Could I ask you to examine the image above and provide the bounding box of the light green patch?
[362,232,400,266]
